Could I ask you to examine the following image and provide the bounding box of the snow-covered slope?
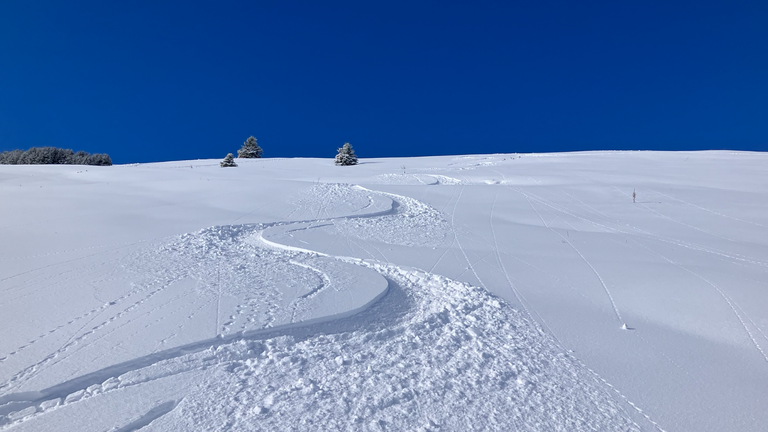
[1,151,766,431]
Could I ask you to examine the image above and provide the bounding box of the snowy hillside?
[1,151,766,431]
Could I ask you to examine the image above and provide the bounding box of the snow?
[1,151,767,431]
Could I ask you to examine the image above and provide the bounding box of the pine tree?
[334,142,358,166]
[237,136,263,158]
[220,153,238,167]
[0,147,111,166]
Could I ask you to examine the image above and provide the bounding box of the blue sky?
[1,0,766,163]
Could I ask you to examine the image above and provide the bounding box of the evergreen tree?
[237,136,263,158]
[334,142,358,166]
[85,153,112,166]
[0,150,23,164]
[0,147,111,166]
[220,153,238,167]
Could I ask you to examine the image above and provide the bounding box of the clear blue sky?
[1,1,766,163]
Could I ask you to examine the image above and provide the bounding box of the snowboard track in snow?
[0,183,657,431]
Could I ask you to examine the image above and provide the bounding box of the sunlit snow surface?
[1,151,767,431]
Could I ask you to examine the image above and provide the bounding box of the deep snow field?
[1,151,766,431]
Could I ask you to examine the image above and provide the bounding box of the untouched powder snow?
[1,151,767,431]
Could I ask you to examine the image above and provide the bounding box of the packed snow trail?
[0,183,649,431]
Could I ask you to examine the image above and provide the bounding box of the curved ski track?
[0,182,656,432]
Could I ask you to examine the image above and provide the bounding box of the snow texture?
[2,151,767,431]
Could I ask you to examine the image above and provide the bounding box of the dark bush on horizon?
[0,147,112,166]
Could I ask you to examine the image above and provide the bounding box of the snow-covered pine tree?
[220,153,238,167]
[237,136,263,158]
[334,142,358,166]
[0,147,112,165]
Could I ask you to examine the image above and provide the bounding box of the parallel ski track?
[522,186,768,270]
[445,173,663,429]
[647,188,766,228]
[628,238,768,366]
[511,181,768,371]
[451,180,489,290]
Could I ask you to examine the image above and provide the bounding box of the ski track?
[574,176,768,269]
[67,290,199,379]
[488,186,536,324]
[0,240,149,263]
[216,264,222,336]
[487,171,574,343]
[0,181,659,431]
[431,182,620,328]
[0,244,142,290]
[494,177,672,430]
[528,181,768,340]
[289,261,331,300]
[515,187,624,324]
[523,185,768,341]
[428,184,462,273]
[0,274,187,395]
[230,195,282,224]
[628,238,768,366]
[448,184,488,290]
[610,186,741,245]
[522,184,768,330]
[453,173,664,431]
[3,259,123,305]
[510,184,768,377]
[521,186,768,271]
[552,228,624,325]
[436,176,660,430]
[646,188,766,229]
[1,258,177,363]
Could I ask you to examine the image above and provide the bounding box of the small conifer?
[220,153,238,167]
[334,142,358,166]
[238,136,263,158]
